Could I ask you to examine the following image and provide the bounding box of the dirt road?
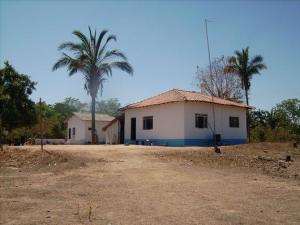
[1,145,299,225]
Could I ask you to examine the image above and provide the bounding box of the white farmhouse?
[121,89,250,147]
[67,112,115,144]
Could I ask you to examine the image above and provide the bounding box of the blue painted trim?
[125,138,246,147]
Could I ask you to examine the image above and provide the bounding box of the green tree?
[272,99,300,136]
[225,47,267,142]
[95,98,121,117]
[0,62,37,147]
[273,99,300,126]
[250,99,300,142]
[53,27,133,144]
[52,97,88,138]
[250,110,270,128]
[0,85,9,149]
[32,102,63,139]
[54,97,87,119]
[250,110,273,142]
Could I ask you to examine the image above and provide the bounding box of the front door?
[119,115,125,144]
[130,118,136,141]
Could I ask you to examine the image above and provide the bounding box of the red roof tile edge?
[121,89,252,110]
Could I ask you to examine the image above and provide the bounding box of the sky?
[1,0,299,110]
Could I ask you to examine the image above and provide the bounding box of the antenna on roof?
[204,19,217,149]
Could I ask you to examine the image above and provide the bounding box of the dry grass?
[0,147,88,174]
[152,142,300,180]
[0,144,299,225]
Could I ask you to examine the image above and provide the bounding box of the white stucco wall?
[124,101,247,144]
[67,116,87,144]
[104,121,119,144]
[183,102,247,140]
[67,115,111,144]
[83,120,110,143]
[124,102,185,140]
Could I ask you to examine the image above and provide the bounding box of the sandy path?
[1,145,300,225]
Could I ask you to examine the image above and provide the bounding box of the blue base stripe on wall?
[125,138,246,147]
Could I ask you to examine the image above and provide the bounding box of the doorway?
[130,118,136,141]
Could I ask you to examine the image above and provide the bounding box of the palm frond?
[98,76,106,96]
[72,30,91,54]
[97,34,117,59]
[58,42,82,51]
[69,67,78,76]
[110,61,133,75]
[95,30,108,56]
[228,56,236,64]
[52,54,73,71]
[255,63,267,70]
[102,49,128,62]
[234,50,242,60]
[88,26,96,48]
[98,63,113,76]
[250,55,267,70]
[250,55,263,64]
[229,47,266,92]
[53,27,133,98]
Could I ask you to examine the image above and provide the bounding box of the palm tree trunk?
[245,89,250,143]
[91,95,97,144]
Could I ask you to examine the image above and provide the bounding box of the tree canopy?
[250,99,300,142]
[225,47,267,105]
[53,97,88,119]
[95,98,121,117]
[195,56,243,102]
[0,61,37,131]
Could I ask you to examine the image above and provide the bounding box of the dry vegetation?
[0,148,88,174]
[152,142,300,180]
[0,144,299,225]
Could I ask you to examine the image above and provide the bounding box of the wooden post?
[39,98,44,151]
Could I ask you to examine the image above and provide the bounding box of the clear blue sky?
[1,0,299,110]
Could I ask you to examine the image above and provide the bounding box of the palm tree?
[53,27,133,144]
[225,47,266,142]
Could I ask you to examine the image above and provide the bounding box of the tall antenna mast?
[39,98,44,151]
[204,19,216,146]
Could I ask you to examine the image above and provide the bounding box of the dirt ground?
[0,143,300,225]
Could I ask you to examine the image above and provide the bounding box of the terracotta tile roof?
[122,89,251,110]
[74,112,115,122]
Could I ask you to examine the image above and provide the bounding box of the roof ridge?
[173,89,187,101]
[175,88,211,95]
[124,89,177,108]
[175,89,248,105]
[174,88,199,93]
[74,112,113,116]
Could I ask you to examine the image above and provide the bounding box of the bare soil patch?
[152,142,300,180]
[0,144,299,225]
